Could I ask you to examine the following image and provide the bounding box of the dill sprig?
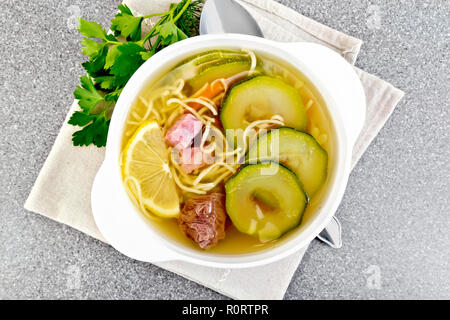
[175,0,204,37]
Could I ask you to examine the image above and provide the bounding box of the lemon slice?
[122,120,180,218]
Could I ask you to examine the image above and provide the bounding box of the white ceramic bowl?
[91,34,365,268]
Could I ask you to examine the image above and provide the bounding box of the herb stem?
[140,13,170,45]
[140,0,192,46]
[173,0,192,23]
[106,40,123,46]
[101,101,114,117]
[142,12,168,19]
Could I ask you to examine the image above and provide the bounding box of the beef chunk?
[178,193,226,249]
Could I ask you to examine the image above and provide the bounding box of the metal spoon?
[200,0,342,249]
[200,0,263,36]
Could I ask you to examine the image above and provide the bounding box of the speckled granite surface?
[0,0,449,299]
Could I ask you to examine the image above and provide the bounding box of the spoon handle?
[200,0,264,37]
[317,216,343,248]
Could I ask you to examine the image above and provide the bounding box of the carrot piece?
[189,81,225,110]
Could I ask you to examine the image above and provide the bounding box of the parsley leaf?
[110,43,145,86]
[80,38,105,58]
[156,20,188,46]
[72,116,109,147]
[73,76,104,113]
[71,76,112,147]
[111,4,144,42]
[68,111,95,127]
[92,76,115,90]
[105,45,120,69]
[156,22,179,45]
[140,51,153,61]
[82,45,108,77]
[78,18,107,40]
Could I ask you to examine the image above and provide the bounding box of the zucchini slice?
[177,50,249,68]
[225,162,308,242]
[247,127,328,196]
[187,58,251,93]
[220,76,307,132]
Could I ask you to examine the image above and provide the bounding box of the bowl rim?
[100,34,352,268]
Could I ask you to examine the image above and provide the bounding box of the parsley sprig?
[69,0,203,147]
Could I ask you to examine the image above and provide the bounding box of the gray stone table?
[0,0,449,299]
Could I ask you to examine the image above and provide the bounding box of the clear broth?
[121,49,336,255]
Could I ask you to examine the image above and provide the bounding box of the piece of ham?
[178,193,227,249]
[165,114,202,150]
[179,147,214,174]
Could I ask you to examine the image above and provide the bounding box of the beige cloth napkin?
[24,0,404,300]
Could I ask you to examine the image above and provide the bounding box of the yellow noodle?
[165,106,184,129]
[202,170,234,190]
[212,92,225,105]
[131,111,142,121]
[242,48,257,73]
[197,106,213,116]
[167,98,205,123]
[219,147,242,158]
[144,98,157,115]
[240,118,285,157]
[202,115,216,123]
[180,97,218,115]
[193,162,236,186]
[170,167,206,194]
[126,120,142,126]
[200,121,215,154]
[305,99,313,111]
[192,82,209,97]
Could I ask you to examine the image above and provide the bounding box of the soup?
[120,49,334,254]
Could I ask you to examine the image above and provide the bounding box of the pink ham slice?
[179,147,213,174]
[165,114,202,150]
[178,193,227,249]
